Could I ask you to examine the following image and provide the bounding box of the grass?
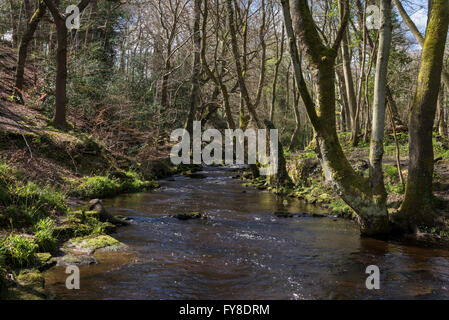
[0,235,38,268]
[33,218,58,253]
[0,162,68,228]
[68,171,159,199]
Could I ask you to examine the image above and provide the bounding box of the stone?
[176,212,206,220]
[274,211,293,218]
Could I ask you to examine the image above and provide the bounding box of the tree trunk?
[269,27,284,122]
[184,0,202,137]
[437,87,448,137]
[397,0,449,231]
[369,0,392,200]
[289,79,301,151]
[285,0,390,236]
[226,0,262,128]
[53,20,68,128]
[13,0,47,103]
[44,0,91,128]
[339,6,358,145]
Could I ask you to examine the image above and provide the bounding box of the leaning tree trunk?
[397,0,449,232]
[13,0,46,103]
[284,0,390,236]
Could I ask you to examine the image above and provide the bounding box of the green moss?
[68,171,159,199]
[67,235,126,254]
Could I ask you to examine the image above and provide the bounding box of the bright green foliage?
[69,171,158,199]
[34,218,58,253]
[1,235,38,268]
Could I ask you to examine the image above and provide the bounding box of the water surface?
[45,167,449,299]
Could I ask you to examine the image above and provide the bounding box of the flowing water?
[45,166,449,299]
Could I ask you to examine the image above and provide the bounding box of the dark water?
[45,166,449,299]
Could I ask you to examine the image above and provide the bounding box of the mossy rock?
[274,211,293,218]
[56,253,97,266]
[84,210,100,220]
[101,222,117,234]
[53,223,92,241]
[65,235,127,255]
[3,269,47,300]
[176,212,206,220]
[17,270,44,288]
[35,253,56,270]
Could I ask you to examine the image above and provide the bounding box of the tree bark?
[226,0,262,128]
[285,0,390,236]
[369,0,392,201]
[437,87,448,137]
[13,0,47,103]
[397,0,449,231]
[184,0,202,137]
[44,0,91,128]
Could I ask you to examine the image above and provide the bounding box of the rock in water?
[88,199,129,226]
[176,212,206,220]
[274,211,293,218]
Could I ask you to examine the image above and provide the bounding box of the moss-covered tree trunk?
[284,0,390,236]
[397,0,449,231]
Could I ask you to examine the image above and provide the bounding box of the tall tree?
[184,0,202,137]
[43,0,91,128]
[284,0,391,235]
[13,0,47,103]
[397,0,449,231]
[369,0,392,203]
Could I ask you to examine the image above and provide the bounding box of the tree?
[184,0,202,137]
[284,0,391,236]
[13,0,47,103]
[43,0,91,128]
[396,0,449,231]
[369,0,392,203]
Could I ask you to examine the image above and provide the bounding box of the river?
[44,166,449,299]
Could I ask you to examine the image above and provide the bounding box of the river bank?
[0,117,201,299]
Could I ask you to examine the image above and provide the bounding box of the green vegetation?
[68,171,159,199]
